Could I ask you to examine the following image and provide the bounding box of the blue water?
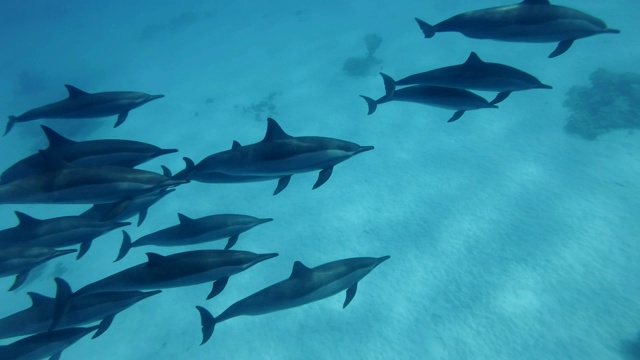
[0,1,638,359]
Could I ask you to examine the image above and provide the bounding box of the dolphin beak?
[149,94,165,101]
[113,221,132,229]
[258,253,279,262]
[54,248,79,258]
[141,289,162,300]
[356,146,375,155]
[258,218,274,225]
[376,255,391,265]
[157,148,179,156]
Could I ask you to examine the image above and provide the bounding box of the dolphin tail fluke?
[114,112,129,127]
[380,73,396,98]
[313,166,334,190]
[196,306,216,345]
[415,18,436,38]
[489,91,511,106]
[206,277,229,300]
[92,315,115,339]
[343,282,358,308]
[4,116,17,136]
[549,39,574,58]
[359,95,378,115]
[273,175,292,196]
[447,111,465,123]
[50,277,74,331]
[115,230,133,262]
[224,235,239,250]
[9,271,29,291]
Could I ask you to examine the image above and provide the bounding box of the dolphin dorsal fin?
[27,292,54,307]
[146,252,167,266]
[262,118,292,142]
[64,84,91,98]
[290,261,312,278]
[231,140,242,150]
[14,211,40,226]
[464,52,484,65]
[161,165,172,178]
[521,0,550,4]
[41,126,75,148]
[177,213,194,225]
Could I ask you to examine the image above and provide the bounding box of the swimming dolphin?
[384,52,553,104]
[5,84,164,135]
[0,246,77,291]
[184,118,374,194]
[72,250,278,300]
[196,255,390,344]
[415,0,620,58]
[0,152,187,205]
[80,187,176,226]
[0,211,130,259]
[361,73,498,122]
[1,125,177,184]
[0,278,160,339]
[0,325,101,360]
[115,213,273,261]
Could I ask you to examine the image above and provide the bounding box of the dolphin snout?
[112,221,132,230]
[149,94,165,101]
[258,218,274,225]
[376,255,391,265]
[141,289,163,300]
[53,248,79,258]
[258,253,279,262]
[356,146,375,155]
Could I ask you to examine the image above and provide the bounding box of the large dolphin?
[1,125,177,184]
[0,278,160,339]
[71,250,278,300]
[0,247,77,291]
[182,118,373,195]
[415,0,620,58]
[6,84,164,135]
[384,52,553,104]
[0,211,130,259]
[80,187,176,226]
[196,255,390,344]
[0,325,100,360]
[361,73,498,122]
[115,213,273,261]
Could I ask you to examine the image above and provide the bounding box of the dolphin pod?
[415,0,620,58]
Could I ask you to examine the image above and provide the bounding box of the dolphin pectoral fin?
[415,18,436,38]
[224,235,239,250]
[9,271,29,291]
[93,315,115,339]
[549,39,574,58]
[313,167,334,190]
[115,112,129,128]
[50,277,74,331]
[137,208,149,227]
[490,91,511,106]
[115,231,133,262]
[77,242,92,260]
[5,116,18,136]
[50,352,62,360]
[447,111,465,123]
[207,277,229,300]
[196,306,216,345]
[359,95,378,115]
[343,283,358,309]
[273,175,292,196]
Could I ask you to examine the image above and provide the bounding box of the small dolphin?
[115,213,273,261]
[1,125,177,184]
[72,250,278,300]
[384,52,553,104]
[0,247,77,291]
[0,211,130,259]
[361,73,498,122]
[184,118,374,194]
[0,278,160,339]
[6,84,164,135]
[415,0,620,58]
[196,255,390,344]
[80,187,176,226]
[0,325,101,360]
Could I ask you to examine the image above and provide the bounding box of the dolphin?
[1,125,177,184]
[415,0,620,58]
[0,211,130,260]
[5,84,164,135]
[0,153,187,206]
[0,247,77,291]
[80,187,176,226]
[115,213,273,261]
[71,250,278,300]
[0,325,101,360]
[0,278,160,339]
[361,73,498,122]
[196,255,390,344]
[384,52,553,104]
[183,118,374,194]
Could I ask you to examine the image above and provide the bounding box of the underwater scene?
[0,0,638,359]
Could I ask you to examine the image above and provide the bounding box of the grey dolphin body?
[361,73,498,122]
[73,250,278,300]
[6,84,164,135]
[0,211,130,260]
[196,255,390,344]
[0,247,77,291]
[415,0,620,58]
[1,125,177,184]
[80,187,176,226]
[385,52,553,104]
[115,213,273,261]
[184,118,374,195]
[0,278,160,339]
[0,325,100,360]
